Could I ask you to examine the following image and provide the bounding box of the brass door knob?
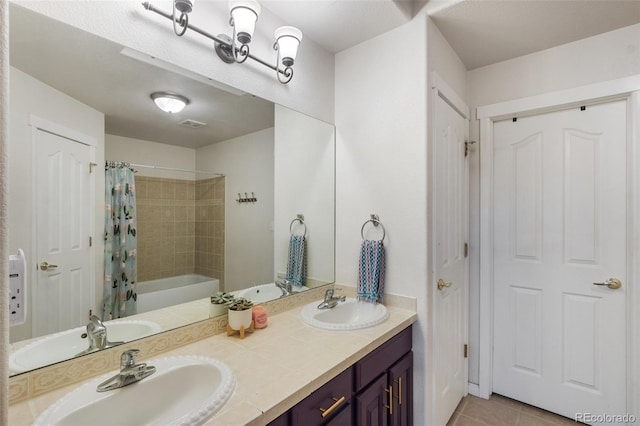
[592,278,622,290]
[39,261,58,271]
[437,279,452,291]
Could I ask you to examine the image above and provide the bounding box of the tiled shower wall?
[194,178,225,287]
[135,176,225,287]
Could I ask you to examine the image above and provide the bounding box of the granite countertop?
[9,301,417,426]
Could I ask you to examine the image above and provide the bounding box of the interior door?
[433,93,469,426]
[492,100,627,421]
[34,128,92,338]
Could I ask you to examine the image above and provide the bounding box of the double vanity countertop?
[8,293,417,425]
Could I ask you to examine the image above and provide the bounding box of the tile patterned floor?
[447,394,581,426]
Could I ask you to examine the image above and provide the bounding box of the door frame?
[29,114,98,335]
[430,71,471,424]
[476,75,640,421]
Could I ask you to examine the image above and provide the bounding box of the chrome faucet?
[97,349,156,392]
[76,315,124,356]
[317,288,346,310]
[275,278,293,296]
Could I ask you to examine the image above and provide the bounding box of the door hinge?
[89,162,97,173]
[464,243,469,258]
[464,344,468,358]
[89,236,93,247]
[464,140,476,157]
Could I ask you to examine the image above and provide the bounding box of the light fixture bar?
[142,2,290,79]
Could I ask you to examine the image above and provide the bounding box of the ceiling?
[9,4,275,149]
[261,0,423,53]
[9,1,640,149]
[427,0,640,70]
[261,0,639,69]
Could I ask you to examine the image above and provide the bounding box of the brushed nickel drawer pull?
[319,396,345,418]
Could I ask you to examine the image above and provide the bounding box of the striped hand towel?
[357,240,386,303]
[286,235,306,286]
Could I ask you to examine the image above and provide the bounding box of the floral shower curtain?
[103,163,137,319]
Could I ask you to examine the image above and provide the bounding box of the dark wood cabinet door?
[389,352,413,426]
[325,401,352,426]
[355,374,389,426]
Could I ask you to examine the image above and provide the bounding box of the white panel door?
[34,129,92,338]
[433,94,469,426]
[492,101,627,421]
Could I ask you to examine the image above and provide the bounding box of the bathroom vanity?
[270,326,413,426]
[8,291,417,425]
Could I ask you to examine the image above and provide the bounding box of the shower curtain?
[103,164,138,319]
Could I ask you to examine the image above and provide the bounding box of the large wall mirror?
[7,4,335,376]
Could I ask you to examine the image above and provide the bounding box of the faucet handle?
[121,349,140,368]
[89,315,103,325]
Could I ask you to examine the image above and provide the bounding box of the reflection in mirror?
[7,4,334,376]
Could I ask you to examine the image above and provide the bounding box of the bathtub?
[136,274,219,314]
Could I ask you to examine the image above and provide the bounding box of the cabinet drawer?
[354,326,412,391]
[291,367,353,426]
[267,410,289,426]
[324,401,352,426]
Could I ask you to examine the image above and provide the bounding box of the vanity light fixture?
[228,0,260,63]
[142,0,303,84]
[273,26,302,84]
[150,92,190,113]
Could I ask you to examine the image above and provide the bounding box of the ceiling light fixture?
[142,1,302,84]
[150,92,190,113]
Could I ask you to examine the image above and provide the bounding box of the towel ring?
[361,219,386,241]
[290,217,307,238]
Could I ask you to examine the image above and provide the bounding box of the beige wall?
[335,15,429,424]
[8,67,105,343]
[1,1,10,421]
[466,22,640,385]
[105,134,196,180]
[14,0,335,124]
[106,136,226,286]
[427,17,468,102]
[196,128,275,292]
[274,105,335,284]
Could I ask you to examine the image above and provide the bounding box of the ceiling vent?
[178,119,207,129]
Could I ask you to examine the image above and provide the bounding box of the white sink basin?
[301,297,389,330]
[238,282,309,303]
[10,320,162,374]
[36,355,235,426]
